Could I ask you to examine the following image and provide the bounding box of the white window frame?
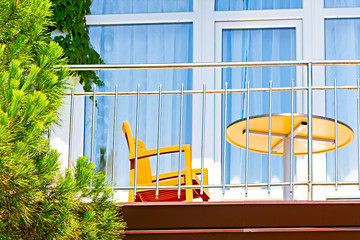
[212,19,303,168]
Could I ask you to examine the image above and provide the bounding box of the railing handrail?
[59,59,360,71]
[63,85,360,96]
[112,181,360,191]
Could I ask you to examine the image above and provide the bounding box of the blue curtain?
[325,18,360,182]
[216,0,302,11]
[86,23,193,187]
[91,0,193,14]
[325,0,360,8]
[222,28,296,185]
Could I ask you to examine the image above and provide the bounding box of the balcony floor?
[121,200,360,240]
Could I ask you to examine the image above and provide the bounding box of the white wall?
[50,78,85,171]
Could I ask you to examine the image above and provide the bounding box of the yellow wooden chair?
[122,121,210,202]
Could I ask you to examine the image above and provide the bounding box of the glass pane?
[325,0,360,8]
[222,28,296,185]
[86,23,193,187]
[91,0,193,14]
[325,18,360,182]
[216,0,302,11]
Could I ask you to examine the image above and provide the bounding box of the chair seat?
[135,175,210,202]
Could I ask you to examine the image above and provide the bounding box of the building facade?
[53,0,360,201]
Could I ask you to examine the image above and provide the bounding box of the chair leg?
[202,194,210,201]
[128,190,135,202]
[185,189,193,202]
[184,146,194,202]
[203,168,209,185]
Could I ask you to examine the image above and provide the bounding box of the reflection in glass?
[222,28,296,185]
[325,0,360,8]
[216,0,302,11]
[86,23,193,187]
[91,0,193,14]
[325,18,360,182]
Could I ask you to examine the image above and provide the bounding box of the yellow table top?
[226,114,354,155]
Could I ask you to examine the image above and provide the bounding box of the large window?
[325,18,360,182]
[85,23,193,186]
[221,27,296,185]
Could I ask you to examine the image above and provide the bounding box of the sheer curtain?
[86,23,193,187]
[325,0,360,8]
[325,18,360,182]
[215,0,302,11]
[222,28,296,185]
[90,0,193,14]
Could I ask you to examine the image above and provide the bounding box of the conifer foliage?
[0,0,125,239]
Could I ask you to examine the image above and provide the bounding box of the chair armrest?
[130,144,193,195]
[192,168,206,175]
[151,168,208,184]
[129,145,190,160]
[151,170,187,182]
[192,168,208,185]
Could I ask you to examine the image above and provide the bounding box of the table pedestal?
[283,137,294,200]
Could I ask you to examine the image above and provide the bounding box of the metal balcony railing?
[62,60,360,201]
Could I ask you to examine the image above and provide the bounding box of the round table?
[227,114,354,155]
[226,113,354,199]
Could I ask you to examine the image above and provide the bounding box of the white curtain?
[90,0,192,14]
[215,0,302,11]
[86,23,193,186]
[222,28,296,184]
[325,18,360,182]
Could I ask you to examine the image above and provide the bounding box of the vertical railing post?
[133,84,141,199]
[112,85,118,194]
[357,78,360,190]
[267,81,272,195]
[177,84,184,198]
[245,81,250,197]
[334,79,338,191]
[200,83,206,195]
[48,128,51,140]
[47,128,51,144]
[155,84,162,199]
[68,88,74,169]
[290,80,295,195]
[90,85,97,189]
[90,86,97,167]
[307,63,313,200]
[222,82,228,195]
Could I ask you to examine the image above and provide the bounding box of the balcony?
[53,60,360,239]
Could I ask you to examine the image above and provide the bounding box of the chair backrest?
[122,121,152,185]
[122,121,136,154]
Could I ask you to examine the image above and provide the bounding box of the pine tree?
[0,0,125,239]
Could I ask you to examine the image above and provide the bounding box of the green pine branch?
[0,0,125,239]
